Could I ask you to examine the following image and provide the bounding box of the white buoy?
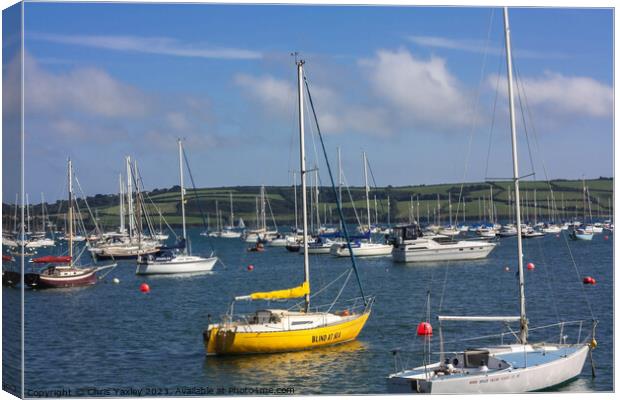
[112,278,120,284]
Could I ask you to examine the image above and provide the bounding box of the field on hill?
[9,178,612,231]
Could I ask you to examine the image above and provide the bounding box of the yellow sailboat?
[203,57,373,356]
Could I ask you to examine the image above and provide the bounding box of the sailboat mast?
[229,192,234,227]
[504,7,527,344]
[178,139,187,243]
[363,152,371,235]
[315,169,320,230]
[261,185,267,231]
[119,173,125,233]
[337,147,342,223]
[448,192,452,227]
[126,156,134,239]
[293,171,298,233]
[297,59,311,312]
[67,159,74,264]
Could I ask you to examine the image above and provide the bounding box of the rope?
[453,7,495,223]
[141,190,179,240]
[74,176,102,236]
[181,147,216,254]
[263,187,279,231]
[327,268,353,313]
[303,71,368,304]
[287,268,351,311]
[510,59,596,322]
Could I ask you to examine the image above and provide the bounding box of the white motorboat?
[330,241,393,257]
[390,224,496,263]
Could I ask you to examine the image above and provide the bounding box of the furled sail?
[235,281,309,301]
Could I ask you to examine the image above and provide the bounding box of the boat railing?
[390,319,595,372]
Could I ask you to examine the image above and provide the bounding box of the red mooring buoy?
[247,264,254,271]
[583,276,596,285]
[416,322,433,337]
[140,283,150,293]
[527,262,535,270]
[604,236,609,240]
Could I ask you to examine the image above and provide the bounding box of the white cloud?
[407,35,567,59]
[490,71,612,118]
[360,48,473,131]
[234,73,295,115]
[235,73,392,136]
[24,53,151,118]
[30,32,262,60]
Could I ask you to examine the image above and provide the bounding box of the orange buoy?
[416,322,433,336]
[139,283,150,293]
[247,264,254,271]
[527,262,535,270]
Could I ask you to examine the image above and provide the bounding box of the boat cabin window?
[464,350,489,368]
[252,311,281,324]
[390,225,422,243]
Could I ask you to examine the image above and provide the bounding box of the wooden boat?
[24,159,115,289]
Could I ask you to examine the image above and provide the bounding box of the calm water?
[4,227,614,395]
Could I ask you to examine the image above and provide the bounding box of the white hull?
[392,239,496,263]
[307,243,334,254]
[267,238,289,247]
[136,255,217,275]
[542,226,561,234]
[330,242,393,257]
[219,230,242,239]
[387,344,589,393]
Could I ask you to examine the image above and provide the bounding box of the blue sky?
[10,3,613,200]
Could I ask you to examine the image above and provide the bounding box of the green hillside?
[7,178,613,231]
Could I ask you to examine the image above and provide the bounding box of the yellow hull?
[204,311,370,356]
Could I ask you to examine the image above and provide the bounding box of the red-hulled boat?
[24,159,115,289]
[25,265,97,288]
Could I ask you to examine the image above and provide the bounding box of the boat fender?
[590,338,597,349]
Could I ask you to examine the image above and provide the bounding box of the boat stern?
[203,325,219,356]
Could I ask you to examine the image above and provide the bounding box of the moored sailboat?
[136,139,218,275]
[331,152,392,257]
[203,57,373,355]
[387,9,595,393]
[24,159,116,289]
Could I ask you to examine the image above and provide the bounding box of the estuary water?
[4,227,613,395]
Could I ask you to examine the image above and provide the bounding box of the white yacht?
[390,224,496,263]
[136,139,217,275]
[387,10,593,393]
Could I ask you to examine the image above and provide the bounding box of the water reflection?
[203,341,368,393]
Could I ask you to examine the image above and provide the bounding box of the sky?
[5,3,613,201]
